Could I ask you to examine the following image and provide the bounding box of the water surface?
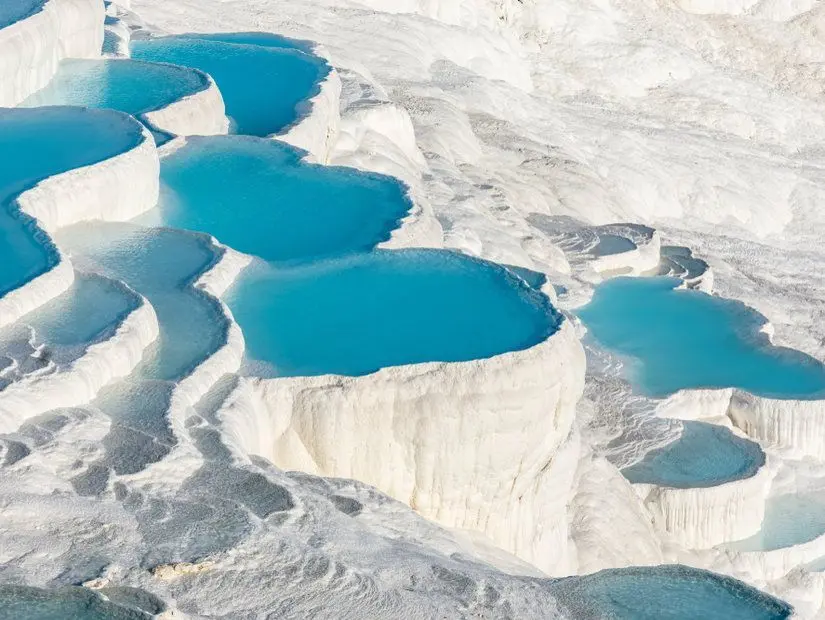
[578,277,825,398]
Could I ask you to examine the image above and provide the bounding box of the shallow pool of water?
[0,107,143,297]
[24,272,137,347]
[227,249,560,377]
[621,421,765,488]
[551,565,792,620]
[577,277,825,398]
[22,58,209,120]
[156,136,411,263]
[729,493,825,552]
[131,34,328,136]
[0,585,154,619]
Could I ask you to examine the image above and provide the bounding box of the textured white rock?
[0,287,160,434]
[0,0,104,106]
[218,319,585,572]
[729,391,825,459]
[143,71,230,137]
[635,457,775,549]
[0,118,159,329]
[278,61,342,163]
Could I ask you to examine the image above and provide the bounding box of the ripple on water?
[22,58,210,119]
[131,33,329,136]
[621,421,765,488]
[550,565,793,620]
[0,107,143,297]
[226,249,561,377]
[577,276,825,398]
[155,136,411,263]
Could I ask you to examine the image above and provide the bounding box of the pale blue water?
[0,108,143,297]
[57,222,226,381]
[0,585,151,619]
[25,273,136,347]
[577,277,825,398]
[622,421,765,488]
[0,0,44,28]
[157,136,411,263]
[226,249,560,377]
[594,234,636,256]
[729,494,825,552]
[23,59,208,119]
[131,34,329,136]
[551,565,793,620]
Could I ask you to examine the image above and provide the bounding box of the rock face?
[0,0,104,106]
[218,318,586,573]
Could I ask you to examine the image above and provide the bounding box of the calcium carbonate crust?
[0,0,104,106]
[0,112,160,330]
[217,318,585,572]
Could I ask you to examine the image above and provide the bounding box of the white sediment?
[0,115,159,330]
[142,70,230,137]
[0,0,104,106]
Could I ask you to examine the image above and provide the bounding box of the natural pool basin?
[577,277,825,398]
[550,565,792,620]
[0,585,154,619]
[22,272,137,349]
[729,493,825,552]
[622,421,765,488]
[22,58,210,120]
[0,107,143,298]
[226,249,560,377]
[156,136,411,263]
[131,33,328,136]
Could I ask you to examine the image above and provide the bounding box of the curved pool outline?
[577,276,825,400]
[226,248,564,378]
[0,106,149,324]
[130,32,331,138]
[155,134,413,264]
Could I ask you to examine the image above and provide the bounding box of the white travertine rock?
[0,289,160,434]
[218,319,585,572]
[143,71,230,137]
[635,458,775,549]
[0,119,159,329]
[0,0,104,106]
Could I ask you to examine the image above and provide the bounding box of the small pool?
[131,33,329,136]
[550,565,793,620]
[621,421,765,488]
[0,585,154,619]
[22,58,210,120]
[23,272,137,348]
[57,222,226,382]
[577,277,825,398]
[729,493,825,552]
[156,136,411,263]
[0,107,143,298]
[594,233,636,256]
[226,249,560,377]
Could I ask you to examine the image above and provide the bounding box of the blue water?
[156,136,411,263]
[729,494,825,552]
[551,565,793,620]
[622,421,765,488]
[226,249,560,377]
[131,34,329,136]
[0,585,151,619]
[0,0,44,28]
[23,59,209,119]
[0,108,143,298]
[25,273,136,347]
[57,222,226,381]
[577,277,825,398]
[594,234,636,256]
